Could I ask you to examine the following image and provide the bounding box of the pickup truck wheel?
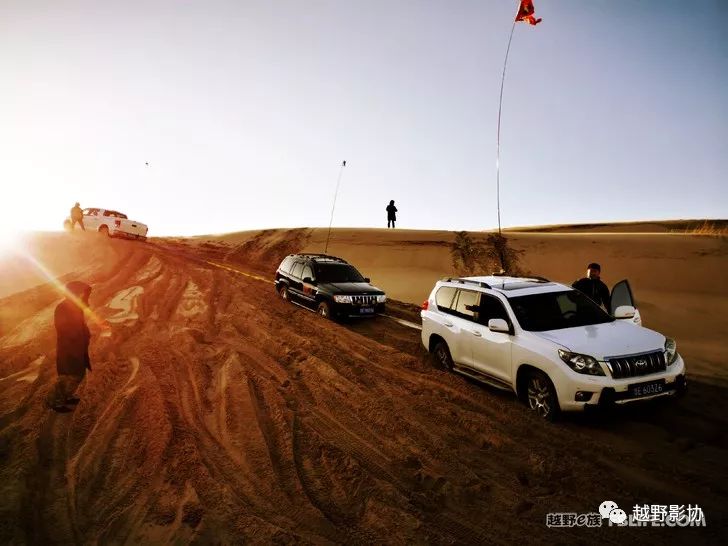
[317,301,331,319]
[433,340,453,371]
[99,225,110,237]
[526,370,560,421]
[279,285,289,301]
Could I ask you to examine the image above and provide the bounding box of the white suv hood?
[532,321,665,360]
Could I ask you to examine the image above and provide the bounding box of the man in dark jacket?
[70,202,85,231]
[572,263,611,311]
[386,200,398,228]
[48,281,92,412]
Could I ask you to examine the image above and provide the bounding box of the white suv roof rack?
[442,277,492,289]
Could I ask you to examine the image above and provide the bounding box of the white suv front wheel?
[526,370,560,421]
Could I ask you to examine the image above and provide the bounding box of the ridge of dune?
[0,227,726,543]
[503,218,728,234]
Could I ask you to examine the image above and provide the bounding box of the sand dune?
[0,226,726,544]
[178,227,728,384]
[505,219,728,234]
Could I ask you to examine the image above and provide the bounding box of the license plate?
[629,379,665,398]
[359,307,375,314]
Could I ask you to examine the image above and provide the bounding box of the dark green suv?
[274,254,386,319]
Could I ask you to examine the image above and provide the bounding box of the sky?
[0,0,726,236]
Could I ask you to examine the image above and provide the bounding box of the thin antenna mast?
[324,160,346,254]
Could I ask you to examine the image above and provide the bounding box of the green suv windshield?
[508,290,615,332]
[315,263,366,283]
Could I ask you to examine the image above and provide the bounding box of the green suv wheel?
[317,301,331,319]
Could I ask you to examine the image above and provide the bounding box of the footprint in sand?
[131,256,163,285]
[0,355,45,383]
[176,280,207,318]
[106,286,144,324]
[123,357,140,396]
[0,305,57,349]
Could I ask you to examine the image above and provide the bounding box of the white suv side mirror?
[488,318,510,334]
[614,305,636,319]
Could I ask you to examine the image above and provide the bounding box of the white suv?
[64,207,149,241]
[420,276,686,420]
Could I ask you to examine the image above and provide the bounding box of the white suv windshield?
[508,290,614,332]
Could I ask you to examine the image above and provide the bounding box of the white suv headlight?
[333,295,352,303]
[664,338,678,365]
[376,295,387,303]
[558,350,605,376]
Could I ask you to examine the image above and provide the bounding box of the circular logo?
[609,508,628,525]
[635,359,647,369]
[599,501,618,519]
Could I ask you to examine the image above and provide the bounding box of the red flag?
[515,0,542,26]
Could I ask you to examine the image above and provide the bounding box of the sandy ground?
[0,225,726,544]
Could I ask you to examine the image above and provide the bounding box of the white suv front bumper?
[555,354,686,411]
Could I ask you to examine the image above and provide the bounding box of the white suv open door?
[611,279,642,325]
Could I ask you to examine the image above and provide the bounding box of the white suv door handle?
[444,321,454,327]
[471,330,482,337]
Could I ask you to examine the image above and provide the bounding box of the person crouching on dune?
[47,281,92,413]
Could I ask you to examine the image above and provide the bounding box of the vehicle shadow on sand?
[331,306,728,459]
[562,379,728,437]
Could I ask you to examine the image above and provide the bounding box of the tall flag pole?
[496,1,542,235]
[324,160,347,254]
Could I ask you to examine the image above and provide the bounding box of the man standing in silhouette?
[48,281,92,412]
[572,263,611,310]
[70,202,85,231]
[386,200,398,228]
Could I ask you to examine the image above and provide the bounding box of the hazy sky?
[1,0,726,236]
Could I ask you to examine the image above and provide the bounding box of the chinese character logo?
[549,501,707,529]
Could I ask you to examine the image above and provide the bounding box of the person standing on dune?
[48,281,92,413]
[572,263,611,310]
[70,202,85,231]
[386,200,398,228]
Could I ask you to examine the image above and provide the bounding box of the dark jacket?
[55,296,91,376]
[71,205,83,220]
[572,277,611,310]
[386,204,397,220]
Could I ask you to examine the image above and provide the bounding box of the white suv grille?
[606,351,666,379]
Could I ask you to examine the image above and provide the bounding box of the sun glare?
[0,227,20,254]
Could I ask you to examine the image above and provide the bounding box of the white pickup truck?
[64,208,149,241]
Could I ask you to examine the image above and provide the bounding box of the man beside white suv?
[420,276,686,420]
[64,207,149,241]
